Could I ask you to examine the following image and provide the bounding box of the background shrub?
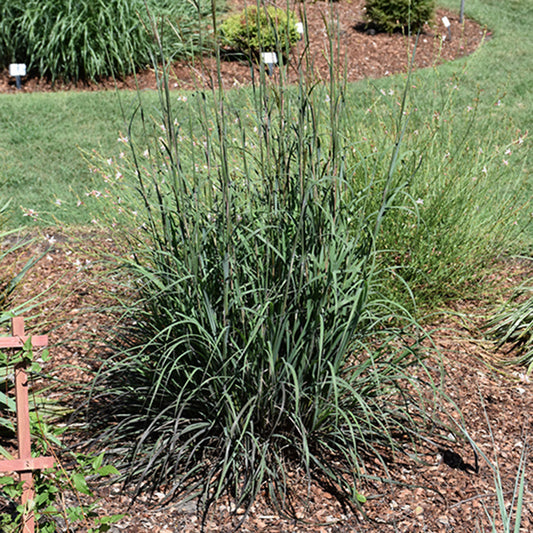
[219,6,300,60]
[364,0,436,33]
[0,0,216,82]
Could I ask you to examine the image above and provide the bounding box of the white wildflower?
[21,208,38,219]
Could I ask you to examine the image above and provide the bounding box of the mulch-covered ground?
[2,230,532,532]
[0,0,487,93]
[3,1,531,531]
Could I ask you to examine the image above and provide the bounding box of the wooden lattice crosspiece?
[0,317,55,533]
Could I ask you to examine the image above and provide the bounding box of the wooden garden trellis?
[0,317,55,533]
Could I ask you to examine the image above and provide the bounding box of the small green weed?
[457,395,529,533]
[0,203,44,316]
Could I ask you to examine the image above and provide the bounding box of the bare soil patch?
[0,1,487,94]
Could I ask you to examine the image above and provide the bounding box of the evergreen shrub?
[365,0,436,33]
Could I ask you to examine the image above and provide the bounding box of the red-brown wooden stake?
[0,317,54,533]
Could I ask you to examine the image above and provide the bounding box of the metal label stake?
[442,16,452,42]
[9,64,27,90]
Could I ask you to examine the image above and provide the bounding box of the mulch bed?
[0,0,487,93]
[2,231,532,532]
[2,2,531,532]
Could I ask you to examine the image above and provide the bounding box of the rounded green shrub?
[364,0,436,33]
[0,0,213,82]
[219,6,300,60]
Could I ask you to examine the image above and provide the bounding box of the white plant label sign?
[261,52,278,65]
[9,63,27,77]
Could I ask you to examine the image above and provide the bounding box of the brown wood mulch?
[3,2,531,532]
[2,227,532,533]
[0,1,487,94]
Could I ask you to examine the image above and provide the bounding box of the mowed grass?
[0,0,531,231]
[0,91,125,225]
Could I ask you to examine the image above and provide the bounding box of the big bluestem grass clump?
[82,7,533,518]
[85,12,446,520]
[0,0,216,82]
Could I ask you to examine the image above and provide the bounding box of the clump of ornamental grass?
[85,16,446,524]
[486,274,533,373]
[0,0,217,82]
[344,71,531,308]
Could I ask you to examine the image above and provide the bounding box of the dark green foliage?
[0,0,215,82]
[219,6,300,59]
[364,0,436,33]
[85,51,442,518]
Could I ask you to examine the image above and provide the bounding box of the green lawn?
[0,91,126,226]
[0,0,531,229]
